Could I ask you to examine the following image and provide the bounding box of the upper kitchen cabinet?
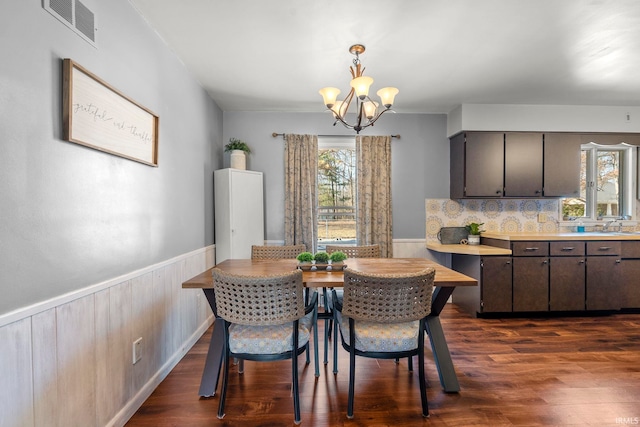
[543,133,581,197]
[450,131,581,198]
[450,132,504,198]
[504,132,543,197]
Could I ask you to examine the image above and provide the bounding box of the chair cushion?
[229,322,310,354]
[336,311,420,353]
[299,310,315,333]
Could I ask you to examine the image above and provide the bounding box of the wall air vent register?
[43,0,96,47]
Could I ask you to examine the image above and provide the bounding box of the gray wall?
[0,1,222,315]
[222,111,449,241]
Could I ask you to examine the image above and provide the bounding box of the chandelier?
[319,44,399,134]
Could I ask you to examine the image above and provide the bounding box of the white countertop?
[481,232,640,241]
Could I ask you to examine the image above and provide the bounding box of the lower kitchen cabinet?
[480,256,513,313]
[622,259,640,308]
[586,256,622,310]
[549,257,585,311]
[451,254,512,316]
[513,257,549,312]
[549,241,586,311]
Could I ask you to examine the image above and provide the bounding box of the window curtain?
[284,134,318,253]
[356,135,393,258]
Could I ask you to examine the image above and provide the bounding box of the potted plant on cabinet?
[224,137,251,170]
[466,222,484,246]
[328,251,347,271]
[296,252,314,271]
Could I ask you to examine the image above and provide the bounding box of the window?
[562,143,634,220]
[317,137,356,249]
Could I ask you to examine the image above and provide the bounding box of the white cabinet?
[214,169,264,263]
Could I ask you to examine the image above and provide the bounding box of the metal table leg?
[425,286,460,393]
[198,288,224,397]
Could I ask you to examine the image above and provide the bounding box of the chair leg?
[313,308,320,377]
[408,355,413,372]
[419,322,429,418]
[293,321,301,425]
[347,318,356,419]
[333,313,339,374]
[217,326,230,419]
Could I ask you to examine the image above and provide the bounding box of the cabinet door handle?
[579,259,585,264]
[542,260,549,264]
[616,259,621,264]
[535,190,541,194]
[598,246,612,251]
[496,190,502,195]
[561,247,575,251]
[505,261,511,265]
[524,247,539,251]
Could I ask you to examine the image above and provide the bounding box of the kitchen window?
[562,143,635,220]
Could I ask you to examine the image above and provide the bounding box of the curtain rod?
[271,132,400,139]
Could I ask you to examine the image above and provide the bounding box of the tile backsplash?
[426,198,561,241]
[426,198,640,242]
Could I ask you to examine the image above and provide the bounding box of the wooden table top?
[182,258,477,289]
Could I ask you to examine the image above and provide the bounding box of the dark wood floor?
[126,305,640,426]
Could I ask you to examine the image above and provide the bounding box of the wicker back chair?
[212,268,317,424]
[333,267,435,419]
[251,244,307,260]
[325,244,381,258]
[323,244,381,366]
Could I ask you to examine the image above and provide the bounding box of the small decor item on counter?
[328,251,348,271]
[313,251,330,270]
[224,137,251,170]
[437,226,469,244]
[576,220,585,233]
[296,251,314,270]
[466,222,484,246]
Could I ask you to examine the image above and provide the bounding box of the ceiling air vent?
[44,0,96,47]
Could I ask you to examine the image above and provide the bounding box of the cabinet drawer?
[512,242,549,256]
[550,241,585,256]
[586,241,621,256]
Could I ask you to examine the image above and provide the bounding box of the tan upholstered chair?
[332,267,435,419]
[251,244,317,371]
[212,268,317,425]
[251,244,307,260]
[324,244,382,368]
[325,244,381,259]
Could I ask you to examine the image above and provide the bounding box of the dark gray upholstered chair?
[332,267,435,419]
[212,268,317,425]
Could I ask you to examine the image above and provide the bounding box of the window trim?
[579,142,635,220]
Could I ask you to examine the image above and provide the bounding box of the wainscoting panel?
[0,245,215,427]
[0,317,34,427]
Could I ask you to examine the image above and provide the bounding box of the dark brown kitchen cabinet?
[504,132,543,197]
[543,133,582,197]
[549,242,586,311]
[586,241,622,311]
[622,259,640,308]
[450,132,504,198]
[621,241,640,309]
[512,242,549,312]
[450,254,512,316]
[480,256,513,313]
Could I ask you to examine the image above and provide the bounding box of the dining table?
[182,257,477,396]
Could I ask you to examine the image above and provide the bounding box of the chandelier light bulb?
[350,76,374,100]
[363,101,379,119]
[377,87,399,109]
[319,87,341,108]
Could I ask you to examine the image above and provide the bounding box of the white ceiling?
[128,0,640,114]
